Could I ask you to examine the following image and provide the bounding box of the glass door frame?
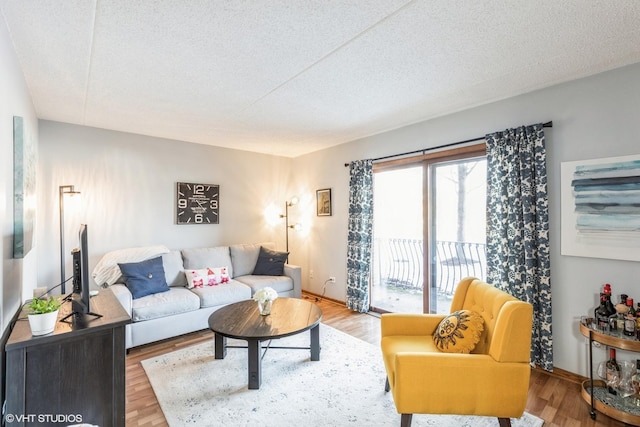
[370,143,486,314]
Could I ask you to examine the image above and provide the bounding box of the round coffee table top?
[208,297,322,341]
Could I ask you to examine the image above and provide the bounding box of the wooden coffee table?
[208,297,322,389]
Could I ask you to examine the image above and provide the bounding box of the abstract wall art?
[13,116,36,258]
[561,154,640,261]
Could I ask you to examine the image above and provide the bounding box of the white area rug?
[142,324,544,427]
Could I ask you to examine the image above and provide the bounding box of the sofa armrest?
[381,313,446,337]
[283,263,301,298]
[110,284,133,317]
[490,300,533,363]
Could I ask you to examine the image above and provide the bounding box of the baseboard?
[301,290,344,306]
[533,365,586,384]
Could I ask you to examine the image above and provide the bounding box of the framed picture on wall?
[561,154,640,261]
[317,188,332,216]
[13,116,36,258]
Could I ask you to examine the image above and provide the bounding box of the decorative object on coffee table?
[253,287,278,315]
[176,182,219,224]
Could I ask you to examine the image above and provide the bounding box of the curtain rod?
[343,121,553,167]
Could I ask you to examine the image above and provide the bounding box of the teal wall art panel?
[13,115,36,258]
[561,154,640,261]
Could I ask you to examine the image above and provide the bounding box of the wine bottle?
[605,293,616,317]
[606,348,621,395]
[605,293,617,332]
[625,298,636,337]
[595,293,611,331]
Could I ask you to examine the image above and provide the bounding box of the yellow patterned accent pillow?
[433,310,484,353]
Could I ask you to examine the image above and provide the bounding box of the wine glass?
[597,361,607,381]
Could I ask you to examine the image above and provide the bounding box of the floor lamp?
[59,185,81,293]
[280,197,301,258]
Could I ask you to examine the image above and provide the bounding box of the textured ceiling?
[2,1,640,157]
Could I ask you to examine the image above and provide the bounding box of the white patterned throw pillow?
[184,267,230,288]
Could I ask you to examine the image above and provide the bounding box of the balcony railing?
[373,238,487,296]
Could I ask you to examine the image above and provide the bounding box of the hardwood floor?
[125,293,631,426]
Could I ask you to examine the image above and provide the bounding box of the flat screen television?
[61,224,101,322]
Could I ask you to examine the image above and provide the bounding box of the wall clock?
[176,182,219,224]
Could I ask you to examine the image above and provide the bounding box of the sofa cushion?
[184,267,230,288]
[118,256,171,299]
[131,287,200,322]
[234,274,293,295]
[112,250,185,288]
[433,310,484,354]
[182,246,233,278]
[162,250,187,287]
[229,242,276,277]
[93,245,170,287]
[252,246,288,276]
[189,280,252,308]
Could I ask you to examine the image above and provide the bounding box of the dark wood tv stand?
[5,288,131,427]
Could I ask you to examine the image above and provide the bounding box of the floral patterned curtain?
[485,123,552,371]
[346,159,374,312]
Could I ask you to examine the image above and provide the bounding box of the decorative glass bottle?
[618,360,636,398]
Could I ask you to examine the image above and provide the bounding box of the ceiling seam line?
[240,0,418,113]
[81,0,99,125]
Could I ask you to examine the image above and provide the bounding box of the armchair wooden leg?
[385,377,390,392]
[400,413,412,427]
[498,417,511,427]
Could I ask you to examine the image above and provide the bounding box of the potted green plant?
[27,296,62,336]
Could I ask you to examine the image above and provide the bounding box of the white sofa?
[94,242,301,349]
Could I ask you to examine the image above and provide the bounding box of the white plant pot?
[28,310,59,336]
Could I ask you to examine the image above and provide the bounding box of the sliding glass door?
[428,156,487,313]
[371,166,424,313]
[370,145,487,314]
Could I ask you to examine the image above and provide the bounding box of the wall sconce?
[59,185,81,293]
[280,196,301,255]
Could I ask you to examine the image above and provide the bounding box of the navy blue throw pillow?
[252,246,289,276]
[118,256,170,299]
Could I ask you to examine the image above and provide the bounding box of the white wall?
[37,121,294,292]
[293,62,640,375]
[0,15,38,334]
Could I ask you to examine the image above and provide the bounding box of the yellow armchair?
[380,277,533,427]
